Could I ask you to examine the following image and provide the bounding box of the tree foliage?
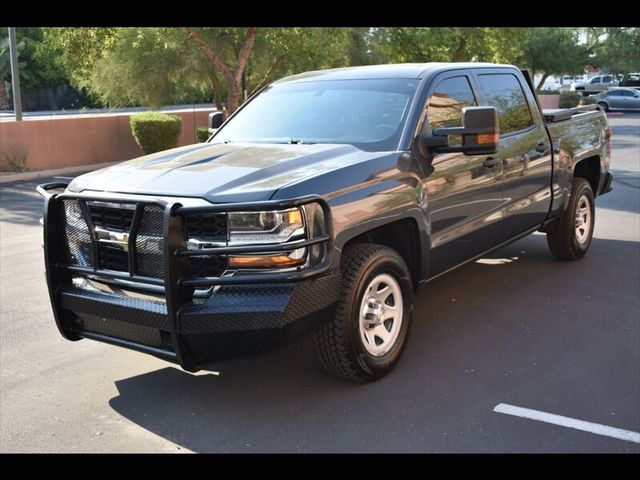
[16,27,640,112]
[590,27,640,75]
[519,28,589,89]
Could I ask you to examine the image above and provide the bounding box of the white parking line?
[494,403,640,444]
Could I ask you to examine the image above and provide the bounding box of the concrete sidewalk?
[0,161,117,184]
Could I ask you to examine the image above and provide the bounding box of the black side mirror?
[208,111,224,134]
[418,106,499,157]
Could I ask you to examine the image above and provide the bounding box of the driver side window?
[427,76,477,130]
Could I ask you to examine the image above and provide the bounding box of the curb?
[0,161,118,184]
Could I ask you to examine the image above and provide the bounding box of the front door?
[472,71,553,242]
[607,90,626,109]
[421,71,504,277]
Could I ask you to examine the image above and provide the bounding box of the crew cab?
[38,63,612,382]
[571,74,619,94]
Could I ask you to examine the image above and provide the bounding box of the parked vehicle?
[571,74,619,94]
[590,87,640,111]
[38,63,613,382]
[620,73,640,88]
[540,76,562,91]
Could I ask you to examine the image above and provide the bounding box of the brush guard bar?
[37,182,334,371]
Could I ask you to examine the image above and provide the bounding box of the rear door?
[421,70,504,276]
[471,69,553,242]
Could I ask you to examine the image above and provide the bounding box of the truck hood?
[68,142,378,202]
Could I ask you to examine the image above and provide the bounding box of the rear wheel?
[546,177,595,260]
[314,243,413,382]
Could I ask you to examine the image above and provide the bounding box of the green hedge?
[559,91,583,109]
[130,111,182,154]
[196,126,210,143]
[579,96,596,106]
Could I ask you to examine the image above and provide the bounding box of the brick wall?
[0,108,214,171]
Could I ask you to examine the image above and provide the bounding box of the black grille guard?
[37,182,334,371]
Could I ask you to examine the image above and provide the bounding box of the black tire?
[314,243,414,382]
[597,101,609,112]
[546,177,595,260]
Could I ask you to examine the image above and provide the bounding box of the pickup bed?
[38,62,612,382]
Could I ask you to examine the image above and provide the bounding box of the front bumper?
[38,183,338,371]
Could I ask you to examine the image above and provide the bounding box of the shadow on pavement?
[108,234,640,453]
[0,180,46,226]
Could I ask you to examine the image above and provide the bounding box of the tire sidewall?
[346,252,413,378]
[571,181,595,254]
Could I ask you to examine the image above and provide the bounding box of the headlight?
[184,207,308,271]
[228,207,306,270]
[228,207,304,245]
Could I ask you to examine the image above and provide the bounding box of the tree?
[89,28,212,108]
[1,28,69,109]
[185,27,257,115]
[589,28,640,75]
[0,35,14,109]
[38,28,120,88]
[519,28,588,90]
[246,28,352,95]
[370,27,492,63]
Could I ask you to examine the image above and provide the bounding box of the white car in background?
[571,75,619,94]
[540,76,562,91]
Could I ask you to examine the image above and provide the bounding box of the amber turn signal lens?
[229,254,306,269]
[476,133,499,145]
[285,209,303,226]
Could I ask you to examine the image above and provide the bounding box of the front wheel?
[546,177,595,260]
[314,244,413,382]
[597,101,609,112]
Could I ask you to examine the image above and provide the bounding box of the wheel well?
[344,218,421,288]
[574,156,601,195]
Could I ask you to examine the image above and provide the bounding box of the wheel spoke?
[374,285,390,301]
[385,304,398,313]
[375,325,391,343]
[364,328,376,346]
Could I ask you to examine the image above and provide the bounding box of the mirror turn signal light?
[476,133,499,145]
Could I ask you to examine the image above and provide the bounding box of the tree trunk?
[0,81,10,110]
[451,36,468,62]
[186,27,258,116]
[226,27,257,115]
[536,72,551,92]
[226,81,241,118]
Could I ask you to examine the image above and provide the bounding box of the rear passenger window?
[427,76,476,130]
[477,74,534,135]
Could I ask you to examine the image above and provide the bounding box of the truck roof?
[274,62,516,83]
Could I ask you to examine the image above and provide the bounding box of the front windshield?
[211,78,420,151]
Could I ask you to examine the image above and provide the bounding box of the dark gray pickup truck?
[38,63,613,382]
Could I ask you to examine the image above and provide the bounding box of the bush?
[579,96,596,106]
[196,126,210,143]
[559,91,583,109]
[130,111,182,154]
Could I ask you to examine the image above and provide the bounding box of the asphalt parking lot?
[1,113,638,453]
